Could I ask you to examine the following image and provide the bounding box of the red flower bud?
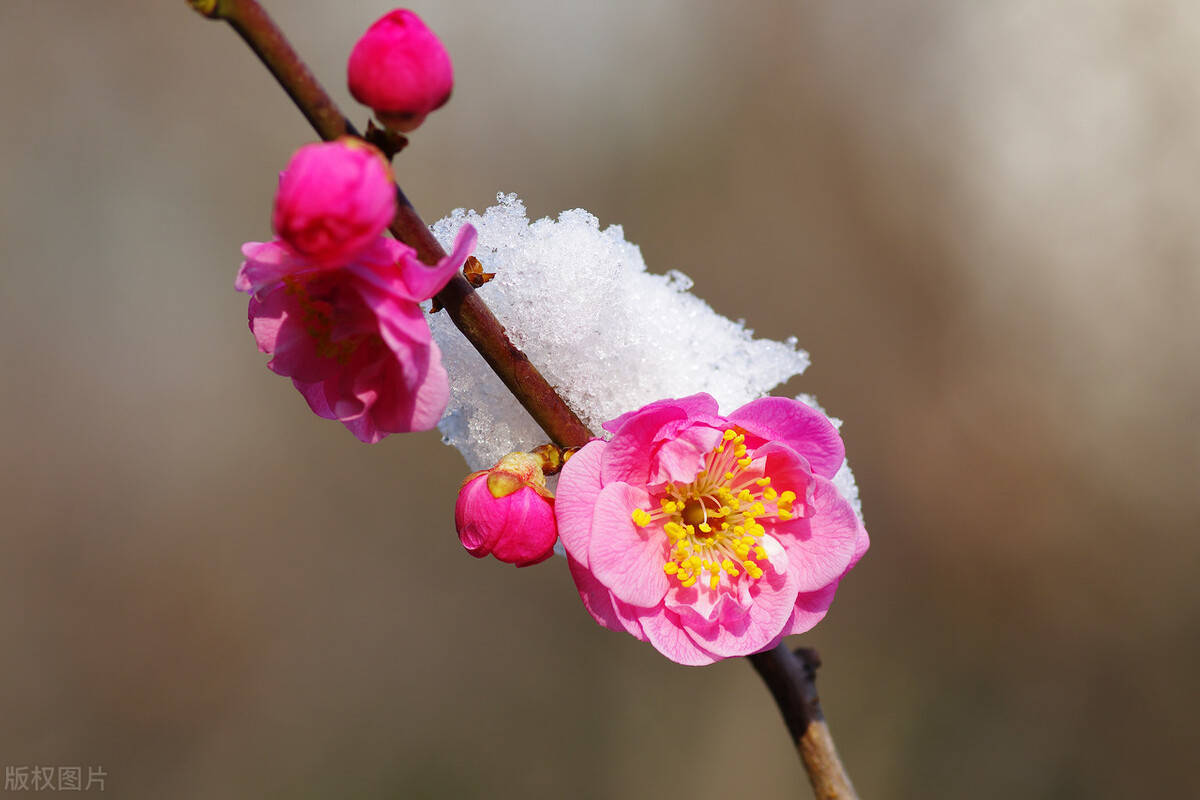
[271,138,395,267]
[455,452,557,567]
[347,9,454,133]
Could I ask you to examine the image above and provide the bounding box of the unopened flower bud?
[272,138,395,267]
[455,452,557,567]
[347,9,454,133]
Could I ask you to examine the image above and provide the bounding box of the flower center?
[680,498,709,528]
[284,275,372,364]
[630,428,800,592]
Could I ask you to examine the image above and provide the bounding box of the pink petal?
[751,441,817,511]
[554,440,606,567]
[293,378,337,420]
[401,341,449,431]
[356,283,433,379]
[350,276,450,434]
[684,550,799,658]
[340,346,383,417]
[587,483,670,608]
[602,392,719,434]
[637,607,720,666]
[846,517,870,574]
[250,290,339,384]
[354,356,411,438]
[342,413,386,444]
[455,475,503,556]
[236,241,311,295]
[650,422,724,484]
[400,225,478,302]
[567,555,645,638]
[774,475,861,592]
[488,488,557,566]
[730,396,845,479]
[664,581,723,625]
[782,582,838,636]
[355,328,443,435]
[600,404,686,485]
[245,295,284,353]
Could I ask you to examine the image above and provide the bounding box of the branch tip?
[187,0,221,19]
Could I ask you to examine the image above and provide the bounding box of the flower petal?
[401,340,449,431]
[683,537,799,658]
[402,225,478,301]
[637,607,720,666]
[601,392,719,435]
[782,582,838,636]
[600,404,685,485]
[488,488,557,566]
[236,240,312,295]
[554,440,606,567]
[587,483,670,608]
[650,423,724,485]
[567,555,645,638]
[245,294,284,353]
[293,378,337,420]
[774,475,861,592]
[730,396,845,479]
[250,289,339,384]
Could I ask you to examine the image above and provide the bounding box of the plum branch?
[186,2,858,796]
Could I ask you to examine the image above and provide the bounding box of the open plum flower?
[236,226,477,442]
[556,393,869,665]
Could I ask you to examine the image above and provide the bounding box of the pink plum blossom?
[556,393,869,665]
[347,9,454,133]
[456,452,558,567]
[235,226,476,442]
[272,138,396,267]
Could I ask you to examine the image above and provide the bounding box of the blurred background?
[2,1,1197,797]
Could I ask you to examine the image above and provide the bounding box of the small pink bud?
[272,138,395,267]
[455,452,557,567]
[347,9,454,133]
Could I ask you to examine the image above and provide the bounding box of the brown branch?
[187,2,858,795]
[749,646,859,800]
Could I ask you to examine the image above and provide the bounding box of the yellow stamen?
[654,431,784,589]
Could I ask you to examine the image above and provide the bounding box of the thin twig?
[749,646,859,799]
[187,2,858,795]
